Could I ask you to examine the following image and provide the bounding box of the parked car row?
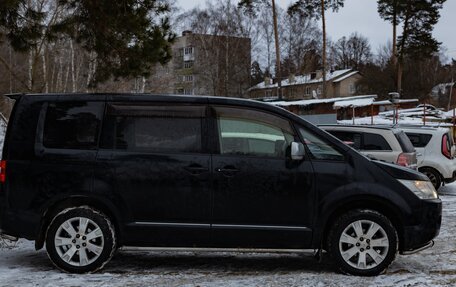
[321,124,456,190]
[0,93,441,276]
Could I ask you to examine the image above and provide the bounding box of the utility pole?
[272,0,282,100]
[448,76,454,111]
[320,0,327,98]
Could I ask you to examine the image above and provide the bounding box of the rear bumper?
[401,199,442,253]
[0,208,40,240]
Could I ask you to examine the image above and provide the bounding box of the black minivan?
[0,93,441,276]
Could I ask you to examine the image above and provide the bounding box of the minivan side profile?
[0,94,442,276]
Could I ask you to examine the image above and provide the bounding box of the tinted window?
[405,132,432,148]
[395,131,415,152]
[328,131,362,150]
[216,107,294,158]
[43,102,104,149]
[300,128,344,161]
[362,133,392,151]
[107,105,204,154]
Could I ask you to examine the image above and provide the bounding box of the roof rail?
[3,93,25,100]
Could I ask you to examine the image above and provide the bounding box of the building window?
[305,87,311,96]
[184,61,194,69]
[350,83,356,94]
[183,75,194,82]
[184,46,193,55]
[184,89,193,95]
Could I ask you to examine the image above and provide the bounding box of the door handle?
[216,166,240,176]
[184,165,208,175]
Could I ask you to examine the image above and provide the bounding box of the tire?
[420,168,442,190]
[45,206,116,273]
[327,209,398,276]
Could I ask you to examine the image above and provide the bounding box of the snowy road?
[1,186,456,287]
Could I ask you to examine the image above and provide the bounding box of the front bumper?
[401,199,442,253]
[444,170,456,184]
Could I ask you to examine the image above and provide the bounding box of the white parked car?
[320,125,417,169]
[400,126,456,190]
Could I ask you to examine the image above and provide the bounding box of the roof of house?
[249,69,358,91]
[333,97,375,108]
[269,95,377,108]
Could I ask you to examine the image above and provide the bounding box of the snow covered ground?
[1,186,456,286]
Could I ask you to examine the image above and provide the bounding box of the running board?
[400,240,434,255]
[120,246,314,254]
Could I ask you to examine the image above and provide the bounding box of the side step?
[121,246,315,254]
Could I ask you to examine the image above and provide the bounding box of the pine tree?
[288,0,344,98]
[0,0,175,87]
[377,0,446,95]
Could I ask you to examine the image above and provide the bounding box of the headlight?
[398,180,438,200]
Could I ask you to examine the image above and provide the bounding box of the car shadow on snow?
[104,250,336,275]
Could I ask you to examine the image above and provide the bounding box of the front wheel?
[45,206,116,273]
[327,209,398,276]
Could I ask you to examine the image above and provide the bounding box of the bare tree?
[332,33,372,69]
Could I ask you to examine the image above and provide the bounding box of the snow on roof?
[332,71,359,83]
[269,95,377,107]
[338,115,453,127]
[249,69,355,91]
[333,97,374,108]
[431,82,455,96]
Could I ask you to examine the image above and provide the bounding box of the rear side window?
[43,102,104,149]
[394,131,415,152]
[405,133,432,148]
[106,104,204,154]
[362,133,392,151]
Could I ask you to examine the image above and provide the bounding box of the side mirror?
[291,142,305,161]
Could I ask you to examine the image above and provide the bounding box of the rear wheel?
[45,206,116,273]
[420,168,441,190]
[327,209,398,276]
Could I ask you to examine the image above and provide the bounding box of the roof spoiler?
[3,93,24,100]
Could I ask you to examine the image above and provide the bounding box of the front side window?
[299,127,344,161]
[43,102,104,149]
[106,105,204,154]
[216,107,294,158]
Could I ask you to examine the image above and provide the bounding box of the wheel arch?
[317,197,406,252]
[35,196,123,250]
[418,166,443,179]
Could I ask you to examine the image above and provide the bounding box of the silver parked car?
[321,125,417,169]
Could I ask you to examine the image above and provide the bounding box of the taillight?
[0,160,6,183]
[442,134,451,159]
[396,153,409,167]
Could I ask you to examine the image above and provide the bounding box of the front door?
[210,106,315,249]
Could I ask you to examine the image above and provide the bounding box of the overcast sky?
[176,0,456,62]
